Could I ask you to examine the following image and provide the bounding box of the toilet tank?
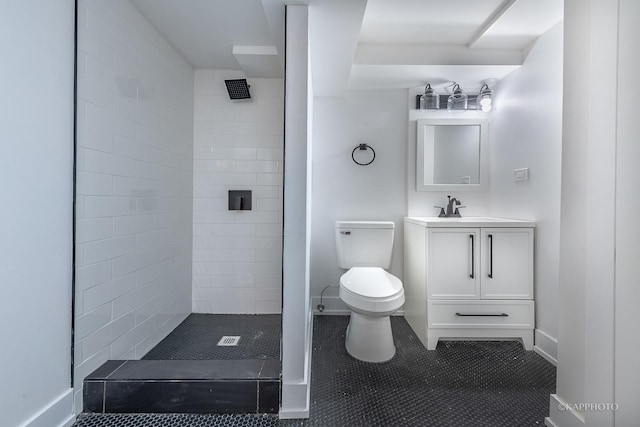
[335,221,395,269]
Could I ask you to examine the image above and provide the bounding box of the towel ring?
[352,143,375,166]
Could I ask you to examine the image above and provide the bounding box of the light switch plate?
[514,168,529,181]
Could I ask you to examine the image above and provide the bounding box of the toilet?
[335,221,405,362]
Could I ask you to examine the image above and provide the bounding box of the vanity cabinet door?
[427,228,480,299]
[480,228,534,299]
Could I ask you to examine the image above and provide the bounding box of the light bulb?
[476,83,494,112]
[480,97,492,112]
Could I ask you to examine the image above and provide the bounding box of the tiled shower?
[74,0,283,412]
[192,70,283,315]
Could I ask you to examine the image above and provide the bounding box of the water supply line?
[317,284,339,312]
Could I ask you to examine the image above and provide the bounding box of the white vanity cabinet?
[403,217,535,350]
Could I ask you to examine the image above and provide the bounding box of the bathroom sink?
[404,216,535,228]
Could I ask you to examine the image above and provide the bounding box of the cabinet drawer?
[427,300,534,329]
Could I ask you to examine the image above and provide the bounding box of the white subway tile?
[84,235,136,265]
[78,30,114,68]
[76,260,112,291]
[85,101,137,139]
[193,262,234,276]
[256,224,283,236]
[136,228,179,252]
[208,300,255,314]
[254,249,282,263]
[82,312,136,359]
[111,249,155,278]
[113,214,155,236]
[192,211,235,224]
[154,211,188,229]
[136,259,176,286]
[252,186,281,199]
[76,291,85,316]
[255,275,282,287]
[234,106,258,122]
[77,218,113,243]
[76,243,86,267]
[233,262,281,276]
[255,198,283,212]
[76,303,112,339]
[77,123,114,153]
[214,173,257,186]
[257,121,283,135]
[85,149,137,177]
[193,198,227,212]
[214,122,257,135]
[210,249,255,263]
[256,173,282,186]
[84,196,136,218]
[112,176,157,197]
[213,147,256,160]
[155,240,189,262]
[192,275,213,288]
[256,148,283,161]
[77,171,113,196]
[83,272,136,312]
[192,300,213,313]
[234,211,281,224]
[255,300,282,314]
[111,318,155,359]
[258,105,284,123]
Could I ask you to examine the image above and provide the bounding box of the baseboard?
[534,329,558,365]
[279,304,313,419]
[546,394,586,427]
[21,389,75,427]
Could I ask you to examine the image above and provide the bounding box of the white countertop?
[404,216,536,228]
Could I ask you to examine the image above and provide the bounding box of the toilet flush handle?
[340,230,351,235]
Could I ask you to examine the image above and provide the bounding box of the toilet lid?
[339,267,403,298]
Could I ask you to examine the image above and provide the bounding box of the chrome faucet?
[434,195,466,217]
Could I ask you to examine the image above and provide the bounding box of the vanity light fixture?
[419,83,439,109]
[476,83,494,112]
[447,83,468,113]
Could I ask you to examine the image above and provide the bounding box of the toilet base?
[345,311,396,363]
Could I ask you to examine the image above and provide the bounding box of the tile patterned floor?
[74,315,556,427]
[142,314,281,360]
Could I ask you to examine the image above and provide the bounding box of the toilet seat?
[339,267,404,315]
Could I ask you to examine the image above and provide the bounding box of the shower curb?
[83,359,279,415]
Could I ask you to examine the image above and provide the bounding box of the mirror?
[416,118,489,191]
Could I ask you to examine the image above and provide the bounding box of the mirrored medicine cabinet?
[416,117,489,191]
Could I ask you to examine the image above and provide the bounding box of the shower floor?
[142,314,281,360]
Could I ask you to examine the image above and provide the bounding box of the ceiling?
[130,0,563,95]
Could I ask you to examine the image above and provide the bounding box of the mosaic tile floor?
[142,314,281,360]
[74,315,556,427]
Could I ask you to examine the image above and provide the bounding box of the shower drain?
[217,336,241,346]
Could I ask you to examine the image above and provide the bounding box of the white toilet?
[335,221,405,363]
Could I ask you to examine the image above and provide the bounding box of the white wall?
[614,1,640,424]
[280,5,312,418]
[0,1,75,426]
[310,90,408,311]
[75,0,194,411]
[547,0,622,426]
[488,22,563,362]
[548,0,640,425]
[192,70,283,314]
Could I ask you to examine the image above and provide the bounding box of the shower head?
[224,79,251,100]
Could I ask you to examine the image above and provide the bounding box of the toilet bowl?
[334,220,405,362]
[339,267,405,362]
